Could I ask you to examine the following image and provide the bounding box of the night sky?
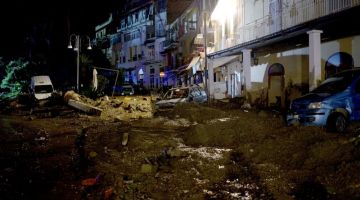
[0,0,123,58]
[0,0,125,88]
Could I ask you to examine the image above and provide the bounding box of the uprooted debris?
[63,91,153,120]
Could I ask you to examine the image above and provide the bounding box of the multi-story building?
[207,0,360,107]
[112,0,167,89]
[94,14,116,63]
[161,0,217,88]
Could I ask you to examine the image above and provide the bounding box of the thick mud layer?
[0,102,359,199]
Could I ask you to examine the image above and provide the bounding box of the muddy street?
[1,103,360,199]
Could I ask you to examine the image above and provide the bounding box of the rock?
[64,90,80,103]
[241,103,251,109]
[168,148,186,158]
[122,133,129,146]
[114,116,122,122]
[140,164,153,173]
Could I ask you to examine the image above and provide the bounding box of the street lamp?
[159,71,165,87]
[68,34,92,92]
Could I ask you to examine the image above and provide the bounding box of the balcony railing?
[226,0,360,49]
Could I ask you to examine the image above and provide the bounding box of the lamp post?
[68,34,92,92]
[159,71,165,87]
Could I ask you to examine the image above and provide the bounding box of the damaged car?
[155,85,207,109]
[287,68,360,132]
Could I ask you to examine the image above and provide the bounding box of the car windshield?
[34,85,53,93]
[123,87,133,92]
[312,76,352,94]
[164,88,189,99]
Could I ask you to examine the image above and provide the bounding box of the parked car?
[287,68,360,132]
[155,85,207,109]
[29,75,54,100]
[121,85,134,96]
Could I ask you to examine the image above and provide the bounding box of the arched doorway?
[325,52,354,78]
[267,63,285,108]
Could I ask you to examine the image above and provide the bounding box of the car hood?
[292,93,328,104]
[156,98,187,107]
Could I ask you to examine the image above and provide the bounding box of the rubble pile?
[64,91,153,121]
[96,96,153,121]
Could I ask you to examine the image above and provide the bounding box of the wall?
[246,34,360,105]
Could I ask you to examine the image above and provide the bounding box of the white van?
[30,76,54,100]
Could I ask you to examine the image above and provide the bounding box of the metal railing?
[226,0,360,49]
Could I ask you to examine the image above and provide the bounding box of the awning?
[211,55,239,69]
[185,56,200,70]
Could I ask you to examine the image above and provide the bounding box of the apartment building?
[207,0,360,108]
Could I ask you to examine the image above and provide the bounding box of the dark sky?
[0,0,123,58]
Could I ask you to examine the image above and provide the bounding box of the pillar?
[242,49,252,91]
[307,30,323,90]
[208,58,214,99]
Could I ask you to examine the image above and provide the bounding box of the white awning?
[185,56,200,71]
[211,55,238,69]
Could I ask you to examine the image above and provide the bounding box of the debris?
[81,178,97,187]
[64,90,80,103]
[140,164,153,174]
[114,116,122,122]
[67,99,102,116]
[218,165,225,169]
[81,174,102,187]
[89,151,97,158]
[122,132,129,146]
[103,187,113,200]
[241,103,251,109]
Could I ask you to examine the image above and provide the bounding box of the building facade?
[161,0,217,88]
[95,0,167,90]
[207,0,360,108]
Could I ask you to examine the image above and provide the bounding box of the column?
[242,49,252,91]
[207,58,214,100]
[307,30,323,90]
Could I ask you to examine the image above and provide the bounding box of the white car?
[29,76,54,100]
[155,86,207,109]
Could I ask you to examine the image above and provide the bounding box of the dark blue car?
[287,68,360,132]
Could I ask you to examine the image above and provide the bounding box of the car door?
[351,79,360,120]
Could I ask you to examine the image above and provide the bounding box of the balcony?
[222,0,360,50]
[162,39,179,52]
[145,25,156,43]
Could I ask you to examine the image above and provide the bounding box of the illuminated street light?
[68,34,92,92]
[159,71,165,86]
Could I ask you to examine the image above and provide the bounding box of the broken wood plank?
[68,99,102,116]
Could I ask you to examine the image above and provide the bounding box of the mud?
[0,102,359,199]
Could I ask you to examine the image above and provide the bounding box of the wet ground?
[0,101,360,199]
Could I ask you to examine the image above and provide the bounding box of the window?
[325,52,354,78]
[150,68,155,74]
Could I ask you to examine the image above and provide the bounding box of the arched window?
[268,63,285,76]
[325,52,354,78]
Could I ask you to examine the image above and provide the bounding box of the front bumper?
[287,108,330,127]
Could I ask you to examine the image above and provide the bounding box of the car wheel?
[329,114,347,133]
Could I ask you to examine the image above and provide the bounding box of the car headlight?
[308,102,322,109]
